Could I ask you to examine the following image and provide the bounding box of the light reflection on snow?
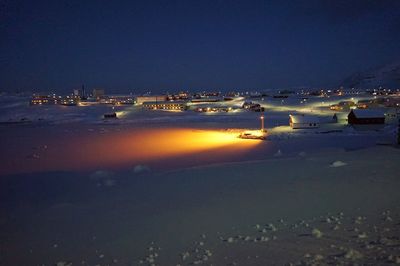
[1,128,261,175]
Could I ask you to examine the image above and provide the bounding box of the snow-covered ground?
[0,94,399,265]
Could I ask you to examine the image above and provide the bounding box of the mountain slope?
[341,62,400,89]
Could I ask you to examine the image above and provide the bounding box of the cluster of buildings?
[30,94,80,106]
[289,108,388,129]
[330,97,400,111]
[290,91,400,129]
[367,88,399,96]
[142,101,187,111]
[27,87,400,138]
[29,88,400,125]
[29,89,237,112]
[30,88,134,106]
[30,86,400,107]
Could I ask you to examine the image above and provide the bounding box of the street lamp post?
[260,113,265,132]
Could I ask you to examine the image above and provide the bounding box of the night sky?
[1,0,400,93]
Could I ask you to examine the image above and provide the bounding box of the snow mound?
[90,170,114,179]
[133,164,151,174]
[330,161,347,167]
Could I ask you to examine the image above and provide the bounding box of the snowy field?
[0,95,400,265]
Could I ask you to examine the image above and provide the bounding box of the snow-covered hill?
[341,62,400,89]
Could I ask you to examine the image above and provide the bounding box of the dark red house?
[348,109,385,125]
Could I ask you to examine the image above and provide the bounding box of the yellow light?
[6,128,261,174]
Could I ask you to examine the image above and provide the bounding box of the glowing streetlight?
[260,113,265,132]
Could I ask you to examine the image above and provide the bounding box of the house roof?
[142,100,187,105]
[350,109,385,118]
[357,99,373,104]
[289,114,320,124]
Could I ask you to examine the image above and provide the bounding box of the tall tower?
[81,84,87,99]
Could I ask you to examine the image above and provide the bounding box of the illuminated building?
[166,92,189,100]
[111,96,135,105]
[190,97,220,103]
[142,101,187,110]
[194,106,233,112]
[289,114,320,129]
[60,98,78,106]
[30,95,62,105]
[242,101,265,112]
[136,95,167,105]
[330,100,356,111]
[30,94,78,106]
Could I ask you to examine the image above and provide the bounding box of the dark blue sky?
[1,0,400,93]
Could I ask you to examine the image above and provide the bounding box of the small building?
[348,109,385,125]
[194,106,232,112]
[190,97,221,103]
[385,108,400,119]
[60,97,78,106]
[136,95,167,105]
[330,100,356,111]
[166,92,189,101]
[92,88,105,99]
[289,114,320,129]
[30,95,60,105]
[357,99,381,109]
[142,101,187,110]
[73,89,81,96]
[30,94,78,105]
[104,112,117,119]
[384,108,400,124]
[356,99,371,109]
[107,95,135,105]
[242,101,264,112]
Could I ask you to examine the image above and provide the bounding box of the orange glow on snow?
[81,128,260,166]
[0,128,261,175]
